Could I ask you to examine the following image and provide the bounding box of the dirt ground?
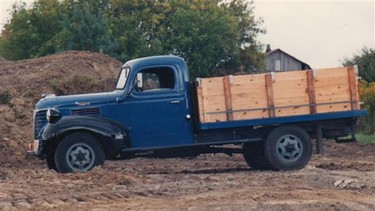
[0,52,374,210]
[0,141,373,210]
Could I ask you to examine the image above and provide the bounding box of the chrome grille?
[71,107,101,116]
[34,110,47,140]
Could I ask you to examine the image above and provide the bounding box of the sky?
[253,0,374,68]
[0,0,374,68]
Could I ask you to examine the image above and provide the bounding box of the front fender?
[41,115,129,157]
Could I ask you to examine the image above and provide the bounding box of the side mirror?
[136,73,143,88]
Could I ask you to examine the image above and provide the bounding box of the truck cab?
[112,56,194,148]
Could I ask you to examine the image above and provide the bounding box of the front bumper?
[26,139,44,158]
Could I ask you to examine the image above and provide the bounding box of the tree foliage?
[358,81,375,134]
[343,47,375,134]
[0,0,265,77]
[0,0,63,60]
[343,47,375,82]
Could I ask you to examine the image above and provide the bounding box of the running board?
[335,138,357,143]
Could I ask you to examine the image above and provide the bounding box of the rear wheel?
[265,126,312,170]
[54,132,105,173]
[243,142,274,170]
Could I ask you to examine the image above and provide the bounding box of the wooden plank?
[233,109,269,120]
[272,71,309,117]
[200,77,226,95]
[201,77,226,122]
[223,76,233,121]
[314,68,351,105]
[230,74,269,120]
[231,74,268,120]
[203,95,227,122]
[348,67,359,110]
[265,74,275,117]
[196,86,205,123]
[306,70,317,114]
[314,67,352,113]
[275,106,310,117]
[317,103,351,113]
[206,113,228,122]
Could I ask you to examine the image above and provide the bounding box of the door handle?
[170,100,181,104]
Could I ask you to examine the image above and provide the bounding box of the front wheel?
[54,132,105,173]
[265,126,312,171]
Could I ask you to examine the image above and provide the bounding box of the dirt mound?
[0,51,122,163]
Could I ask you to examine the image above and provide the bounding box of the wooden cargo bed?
[196,67,361,124]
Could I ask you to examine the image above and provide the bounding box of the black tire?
[54,132,105,173]
[45,144,57,171]
[243,142,274,170]
[46,154,57,171]
[265,125,312,171]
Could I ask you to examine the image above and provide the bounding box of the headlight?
[46,108,61,123]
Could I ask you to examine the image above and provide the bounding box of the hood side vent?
[71,107,101,116]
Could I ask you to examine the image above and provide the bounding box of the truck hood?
[35,91,122,110]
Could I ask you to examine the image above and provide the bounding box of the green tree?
[344,47,375,134]
[360,81,375,134]
[343,47,375,82]
[0,0,265,78]
[225,0,266,73]
[103,0,171,61]
[0,0,63,60]
[61,0,111,52]
[166,0,239,77]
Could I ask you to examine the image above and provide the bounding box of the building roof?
[266,48,312,70]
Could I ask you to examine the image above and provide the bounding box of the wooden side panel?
[201,77,227,122]
[315,67,351,113]
[272,71,310,117]
[196,67,360,123]
[231,74,269,120]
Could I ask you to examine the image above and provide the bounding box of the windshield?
[115,67,130,90]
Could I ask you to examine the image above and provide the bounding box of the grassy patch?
[356,132,375,144]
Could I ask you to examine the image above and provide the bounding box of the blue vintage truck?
[28,55,366,173]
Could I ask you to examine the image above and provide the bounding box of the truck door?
[124,66,194,148]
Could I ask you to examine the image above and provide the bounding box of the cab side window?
[136,67,176,92]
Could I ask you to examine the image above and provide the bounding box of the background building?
[265,45,312,72]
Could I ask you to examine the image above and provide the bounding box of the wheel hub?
[277,135,303,162]
[71,146,91,167]
[285,143,296,153]
[66,143,95,171]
